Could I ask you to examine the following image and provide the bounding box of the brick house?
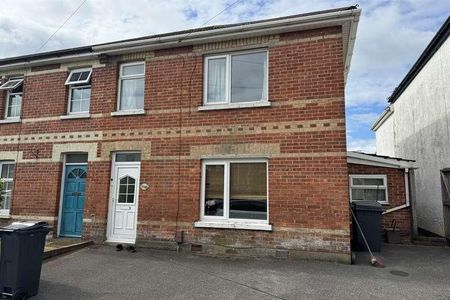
[0,6,361,262]
[347,151,416,241]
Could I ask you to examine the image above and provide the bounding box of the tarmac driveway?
[36,244,450,299]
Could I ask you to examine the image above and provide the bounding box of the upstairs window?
[0,77,24,119]
[118,62,145,111]
[349,175,388,204]
[204,50,268,105]
[65,68,92,114]
[0,161,15,215]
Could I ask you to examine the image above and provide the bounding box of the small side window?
[349,175,388,204]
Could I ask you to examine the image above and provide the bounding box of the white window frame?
[67,84,91,115]
[349,174,389,204]
[0,78,23,90]
[116,62,145,113]
[0,161,15,216]
[64,68,92,116]
[197,158,270,230]
[5,89,22,120]
[203,49,269,107]
[65,68,92,85]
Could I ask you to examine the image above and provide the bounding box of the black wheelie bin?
[0,221,50,300]
[351,201,383,252]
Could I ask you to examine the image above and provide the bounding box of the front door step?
[44,239,93,259]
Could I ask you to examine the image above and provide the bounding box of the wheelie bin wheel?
[12,289,27,300]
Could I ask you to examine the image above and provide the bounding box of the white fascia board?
[93,9,361,82]
[347,151,417,169]
[371,105,394,131]
[0,53,98,72]
[94,10,360,52]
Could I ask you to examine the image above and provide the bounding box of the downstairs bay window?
[195,159,271,231]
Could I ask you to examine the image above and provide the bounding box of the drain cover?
[390,270,409,277]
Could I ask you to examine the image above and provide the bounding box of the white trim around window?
[349,174,389,204]
[0,78,23,90]
[67,84,91,115]
[194,158,272,231]
[65,68,92,85]
[0,161,15,217]
[201,49,269,109]
[5,88,23,120]
[116,61,145,113]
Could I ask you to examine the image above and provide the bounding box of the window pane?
[80,99,90,112]
[122,64,145,76]
[229,163,267,220]
[120,78,144,110]
[69,72,81,82]
[118,194,127,203]
[207,58,226,103]
[7,94,22,118]
[79,71,90,81]
[352,188,386,201]
[66,154,88,164]
[115,153,141,162]
[231,52,267,103]
[204,165,224,216]
[353,178,384,186]
[0,188,11,210]
[72,88,82,100]
[1,164,14,179]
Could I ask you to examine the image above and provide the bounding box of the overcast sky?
[1,0,449,152]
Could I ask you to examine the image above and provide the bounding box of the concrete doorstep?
[43,238,93,260]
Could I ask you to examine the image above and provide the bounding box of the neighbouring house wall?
[375,37,450,237]
[374,114,395,157]
[348,163,411,241]
[0,26,351,261]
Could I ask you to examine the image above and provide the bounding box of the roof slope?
[388,15,450,103]
[0,6,359,68]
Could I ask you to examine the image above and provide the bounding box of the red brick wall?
[0,26,351,260]
[348,163,411,241]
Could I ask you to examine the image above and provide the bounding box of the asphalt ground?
[35,243,450,299]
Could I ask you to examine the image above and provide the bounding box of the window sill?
[198,101,271,111]
[194,220,272,231]
[60,113,91,120]
[0,118,21,124]
[0,214,11,219]
[111,109,145,117]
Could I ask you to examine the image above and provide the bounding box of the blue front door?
[60,165,87,237]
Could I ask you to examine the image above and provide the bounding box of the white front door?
[108,162,140,243]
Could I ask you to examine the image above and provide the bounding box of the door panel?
[108,164,140,243]
[60,165,87,237]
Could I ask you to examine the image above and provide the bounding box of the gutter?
[0,53,99,72]
[382,168,410,215]
[347,151,416,169]
[0,7,360,80]
[371,105,393,131]
[93,9,359,51]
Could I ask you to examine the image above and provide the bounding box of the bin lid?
[0,221,49,232]
[351,200,383,212]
